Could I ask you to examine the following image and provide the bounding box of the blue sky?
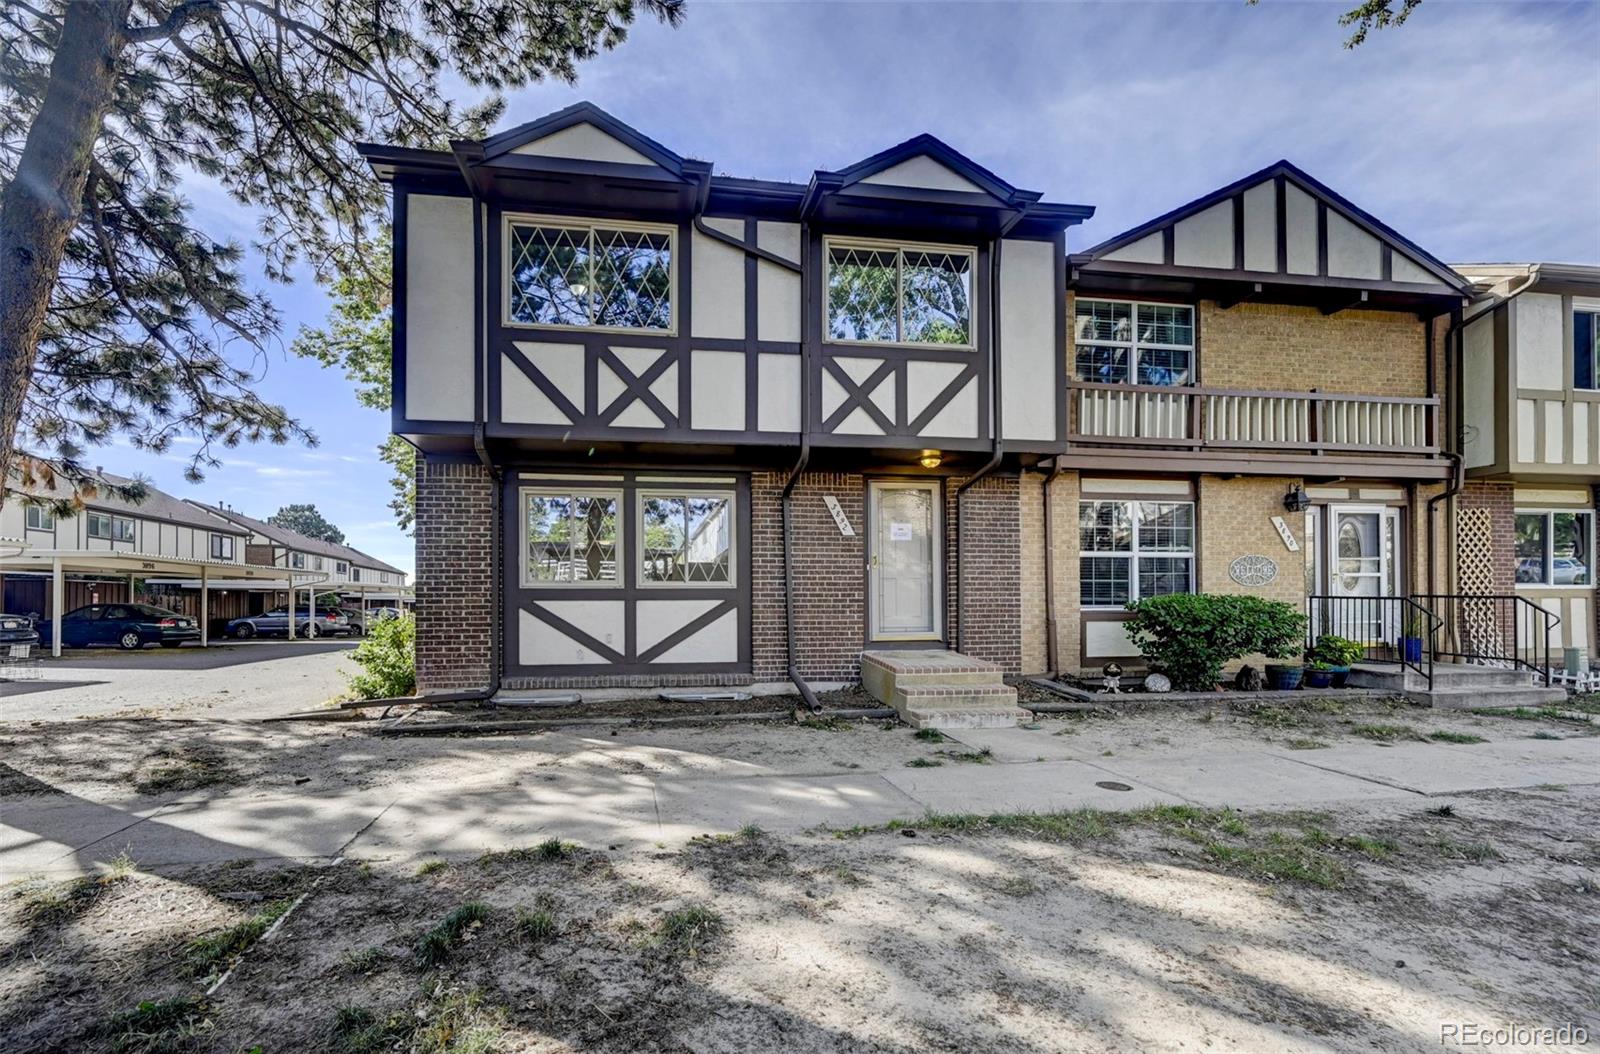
[91,0,1600,577]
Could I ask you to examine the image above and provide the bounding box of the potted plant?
[1304,660,1335,689]
[1310,634,1364,687]
[1400,612,1428,665]
[1264,658,1304,690]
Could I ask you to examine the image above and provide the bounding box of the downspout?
[694,175,819,710]
[473,425,502,698]
[1427,308,1466,598]
[1041,456,1064,676]
[954,202,1031,652]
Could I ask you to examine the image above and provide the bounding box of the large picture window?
[826,239,974,347]
[1075,299,1194,386]
[506,217,673,332]
[523,489,621,586]
[1515,509,1592,585]
[639,492,734,586]
[1080,500,1195,607]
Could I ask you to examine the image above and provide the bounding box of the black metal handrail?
[1306,594,1440,691]
[1410,593,1561,686]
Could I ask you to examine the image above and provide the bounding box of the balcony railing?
[1067,381,1439,456]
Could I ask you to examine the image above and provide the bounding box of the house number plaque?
[1229,555,1278,587]
[822,495,854,537]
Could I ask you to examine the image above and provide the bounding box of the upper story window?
[523,488,621,586]
[290,552,306,570]
[1075,299,1194,387]
[313,556,325,572]
[337,561,349,576]
[210,534,235,561]
[25,505,53,530]
[640,491,734,586]
[1574,305,1599,390]
[1514,509,1592,586]
[88,512,134,541]
[352,567,362,582]
[505,216,673,332]
[826,239,974,347]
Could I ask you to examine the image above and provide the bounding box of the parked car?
[225,606,350,639]
[0,612,41,653]
[37,604,200,650]
[335,607,367,637]
[368,607,403,623]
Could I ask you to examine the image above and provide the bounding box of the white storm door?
[869,481,940,640]
[1328,506,1399,642]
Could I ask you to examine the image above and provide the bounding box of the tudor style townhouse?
[1454,263,1600,664]
[366,101,1545,720]
[189,502,409,595]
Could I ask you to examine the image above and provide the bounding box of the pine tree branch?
[126,0,222,43]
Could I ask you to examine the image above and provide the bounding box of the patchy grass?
[515,907,558,944]
[336,946,389,976]
[1284,738,1330,750]
[415,901,491,970]
[936,747,994,764]
[1427,730,1488,744]
[183,899,293,980]
[1530,730,1564,741]
[1349,723,1425,742]
[1301,827,1397,859]
[333,988,504,1054]
[655,905,723,958]
[1433,838,1503,862]
[1202,842,1347,889]
[477,839,576,867]
[415,859,449,877]
[913,728,947,742]
[796,716,855,732]
[132,746,235,795]
[99,996,211,1053]
[880,809,1121,844]
[904,757,943,768]
[997,876,1039,897]
[14,850,135,926]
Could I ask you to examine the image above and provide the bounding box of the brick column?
[945,473,1022,673]
[1457,481,1514,596]
[414,459,495,692]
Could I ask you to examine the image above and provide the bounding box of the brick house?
[363,103,1486,712]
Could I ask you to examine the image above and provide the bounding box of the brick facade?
[944,473,1022,672]
[415,458,495,692]
[1196,475,1305,607]
[1458,480,1515,596]
[1197,301,1429,397]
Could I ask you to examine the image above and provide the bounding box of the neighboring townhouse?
[187,502,410,599]
[363,102,1484,708]
[0,469,262,626]
[1454,263,1600,662]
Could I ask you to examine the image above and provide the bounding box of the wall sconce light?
[1283,484,1311,513]
[918,449,943,469]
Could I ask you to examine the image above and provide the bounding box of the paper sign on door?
[888,522,913,541]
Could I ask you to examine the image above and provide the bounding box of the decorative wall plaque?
[1229,554,1278,587]
[822,495,854,537]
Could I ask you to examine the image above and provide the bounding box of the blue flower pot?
[1402,637,1423,664]
[1266,664,1304,691]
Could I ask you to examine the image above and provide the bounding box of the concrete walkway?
[4,726,1597,878]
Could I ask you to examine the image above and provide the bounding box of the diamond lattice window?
[525,490,620,585]
[640,493,733,585]
[508,221,672,331]
[827,242,973,346]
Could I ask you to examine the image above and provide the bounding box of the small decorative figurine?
[1101,661,1123,694]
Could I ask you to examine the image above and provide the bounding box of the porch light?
[1283,484,1311,513]
[918,449,942,469]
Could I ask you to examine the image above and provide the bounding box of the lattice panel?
[1455,507,1510,665]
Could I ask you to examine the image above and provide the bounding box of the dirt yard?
[3,697,1597,1052]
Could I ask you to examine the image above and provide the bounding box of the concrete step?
[860,649,1023,729]
[1347,663,1542,693]
[861,650,1006,698]
[1409,686,1569,710]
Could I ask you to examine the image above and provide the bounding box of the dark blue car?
[38,603,200,650]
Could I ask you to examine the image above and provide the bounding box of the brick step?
[860,650,1006,700]
[1348,663,1541,693]
[900,705,1034,730]
[1408,686,1569,710]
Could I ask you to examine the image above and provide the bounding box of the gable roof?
[473,100,692,177]
[825,133,1022,202]
[1074,160,1471,297]
[6,469,248,536]
[187,502,406,576]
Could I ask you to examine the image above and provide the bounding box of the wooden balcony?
[1067,381,1440,458]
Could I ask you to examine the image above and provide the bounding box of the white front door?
[1325,505,1400,642]
[869,481,940,640]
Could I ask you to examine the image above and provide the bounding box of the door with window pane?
[1325,507,1400,642]
[869,482,939,639]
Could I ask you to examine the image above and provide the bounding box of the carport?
[0,548,326,656]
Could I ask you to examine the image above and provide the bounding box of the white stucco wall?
[1462,312,1496,469]
[999,237,1057,442]
[1516,293,1565,391]
[691,217,745,340]
[405,194,476,422]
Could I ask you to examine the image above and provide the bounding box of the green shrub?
[1124,594,1306,691]
[348,614,415,699]
[1309,634,1365,667]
